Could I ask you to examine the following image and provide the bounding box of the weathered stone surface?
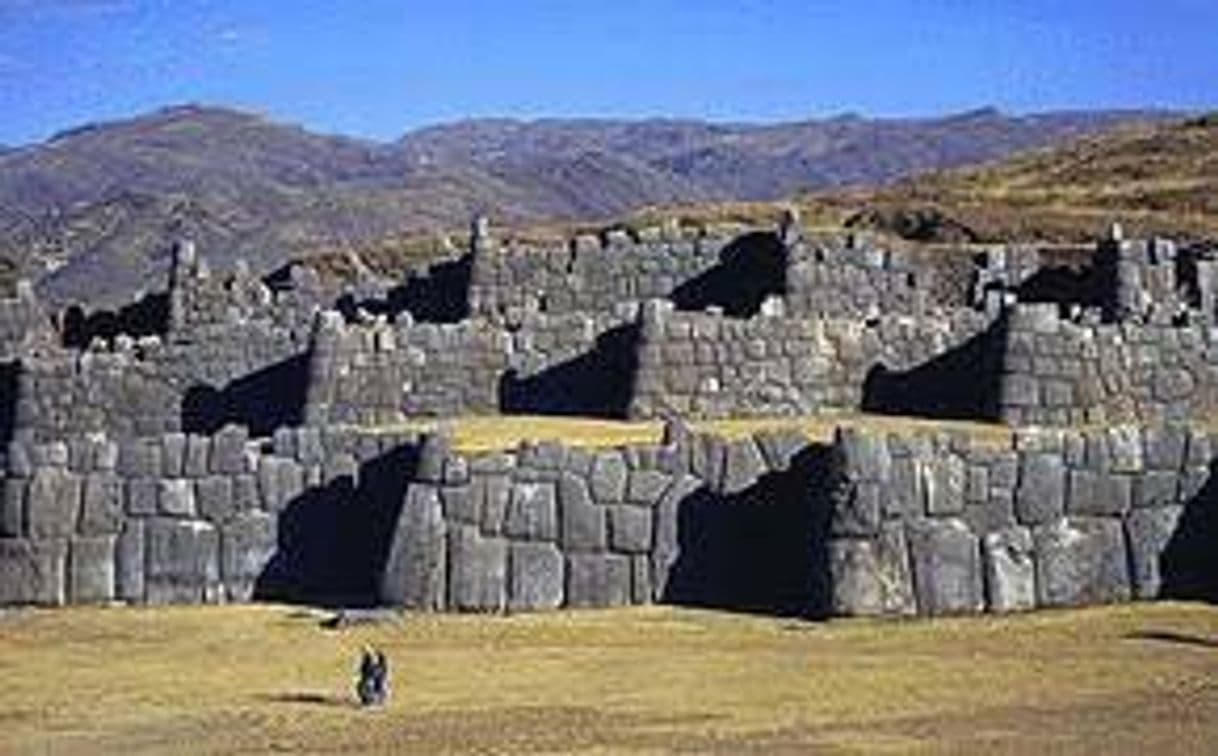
[1066,471,1131,516]
[184,434,210,477]
[440,484,478,523]
[1106,426,1144,473]
[886,456,923,520]
[924,455,966,516]
[558,473,605,552]
[69,535,115,603]
[755,429,808,472]
[651,475,702,600]
[1125,505,1184,599]
[478,474,511,535]
[1,478,25,537]
[831,482,881,537]
[589,451,628,504]
[1144,424,1187,470]
[0,538,66,605]
[125,477,158,517]
[220,511,277,601]
[828,525,915,617]
[233,474,261,512]
[145,518,220,605]
[1033,517,1130,607]
[79,473,123,535]
[162,432,187,477]
[116,519,145,602]
[1134,470,1179,508]
[721,437,767,494]
[381,486,446,609]
[631,554,651,603]
[118,438,161,478]
[626,469,670,504]
[565,553,632,608]
[608,506,652,554]
[258,457,304,513]
[690,434,725,490]
[26,467,80,539]
[837,428,891,482]
[508,541,564,611]
[195,475,234,522]
[157,478,195,518]
[504,482,558,541]
[1015,453,1065,524]
[415,432,451,484]
[446,524,507,612]
[982,526,1035,613]
[907,518,983,616]
[443,455,470,486]
[294,427,324,466]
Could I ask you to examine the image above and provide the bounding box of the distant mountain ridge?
[0,104,1176,307]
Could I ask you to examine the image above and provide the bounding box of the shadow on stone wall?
[670,232,787,317]
[1160,459,1218,603]
[499,323,640,417]
[255,441,419,607]
[60,292,169,349]
[861,318,1005,421]
[1014,265,1101,311]
[180,353,310,437]
[342,255,472,324]
[662,445,832,617]
[0,359,16,451]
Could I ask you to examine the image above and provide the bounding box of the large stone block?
[1034,517,1130,608]
[118,438,162,478]
[608,506,652,554]
[79,473,123,535]
[0,538,66,605]
[1144,425,1188,470]
[924,455,966,516]
[1015,453,1065,525]
[755,429,808,472]
[478,474,511,536]
[157,479,195,518]
[508,541,564,611]
[220,511,277,602]
[195,476,234,522]
[559,473,605,552]
[440,484,478,524]
[836,428,891,482]
[415,432,451,484]
[162,432,187,477]
[144,518,221,604]
[381,486,446,609]
[827,525,915,617]
[1133,470,1179,509]
[1,478,25,537]
[184,434,210,477]
[26,467,81,539]
[504,482,558,541]
[1066,471,1131,516]
[115,519,145,602]
[446,524,507,612]
[721,437,767,494]
[626,469,671,504]
[258,457,304,513]
[1125,506,1184,599]
[831,482,881,537]
[210,425,249,475]
[885,456,923,520]
[907,518,983,616]
[565,553,632,608]
[589,451,628,504]
[125,477,158,516]
[68,535,115,603]
[982,526,1035,613]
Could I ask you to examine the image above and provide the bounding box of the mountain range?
[0,104,1175,307]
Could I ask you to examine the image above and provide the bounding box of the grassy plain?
[1,602,1217,753]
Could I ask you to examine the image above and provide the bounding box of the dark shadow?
[0,360,16,452]
[861,316,1006,421]
[1014,265,1101,310]
[499,323,639,418]
[341,254,472,324]
[670,232,786,317]
[258,692,353,708]
[180,353,310,436]
[661,444,833,618]
[1124,630,1218,650]
[1160,458,1218,603]
[254,440,419,607]
[60,292,169,348]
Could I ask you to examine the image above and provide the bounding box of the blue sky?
[1,0,1215,146]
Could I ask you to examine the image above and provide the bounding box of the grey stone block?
[608,506,652,554]
[907,518,983,616]
[184,434,210,478]
[415,432,451,483]
[446,524,507,612]
[125,477,158,517]
[721,437,767,494]
[68,535,115,603]
[1066,471,1130,516]
[259,457,304,513]
[589,451,628,504]
[26,467,80,539]
[441,484,478,524]
[836,428,891,482]
[1125,506,1184,599]
[651,475,702,600]
[381,486,446,609]
[828,525,915,617]
[1015,453,1065,525]
[478,475,511,536]
[559,473,605,552]
[1106,426,1144,473]
[508,541,564,611]
[294,427,323,466]
[1144,425,1188,470]
[118,438,161,478]
[162,432,186,477]
[925,456,966,516]
[1134,470,1179,508]
[79,473,123,536]
[443,456,470,486]
[116,519,145,602]
[504,482,558,541]
[220,511,277,602]
[565,553,632,608]
[0,538,66,605]
[631,554,651,604]
[233,474,261,512]
[145,518,220,605]
[195,476,234,522]
[982,527,1035,613]
[886,456,922,520]
[831,482,881,537]
[626,469,670,504]
[754,429,808,472]
[1033,517,1130,608]
[690,434,725,491]
[158,479,196,518]
[1,478,25,537]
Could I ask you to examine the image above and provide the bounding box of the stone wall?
[998,303,1218,426]
[628,300,998,419]
[0,281,54,359]
[827,423,1215,617]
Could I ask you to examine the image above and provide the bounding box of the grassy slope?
[1,602,1217,753]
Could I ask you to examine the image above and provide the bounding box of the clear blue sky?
[1,0,1215,146]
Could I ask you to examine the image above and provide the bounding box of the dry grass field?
[1,601,1217,754]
